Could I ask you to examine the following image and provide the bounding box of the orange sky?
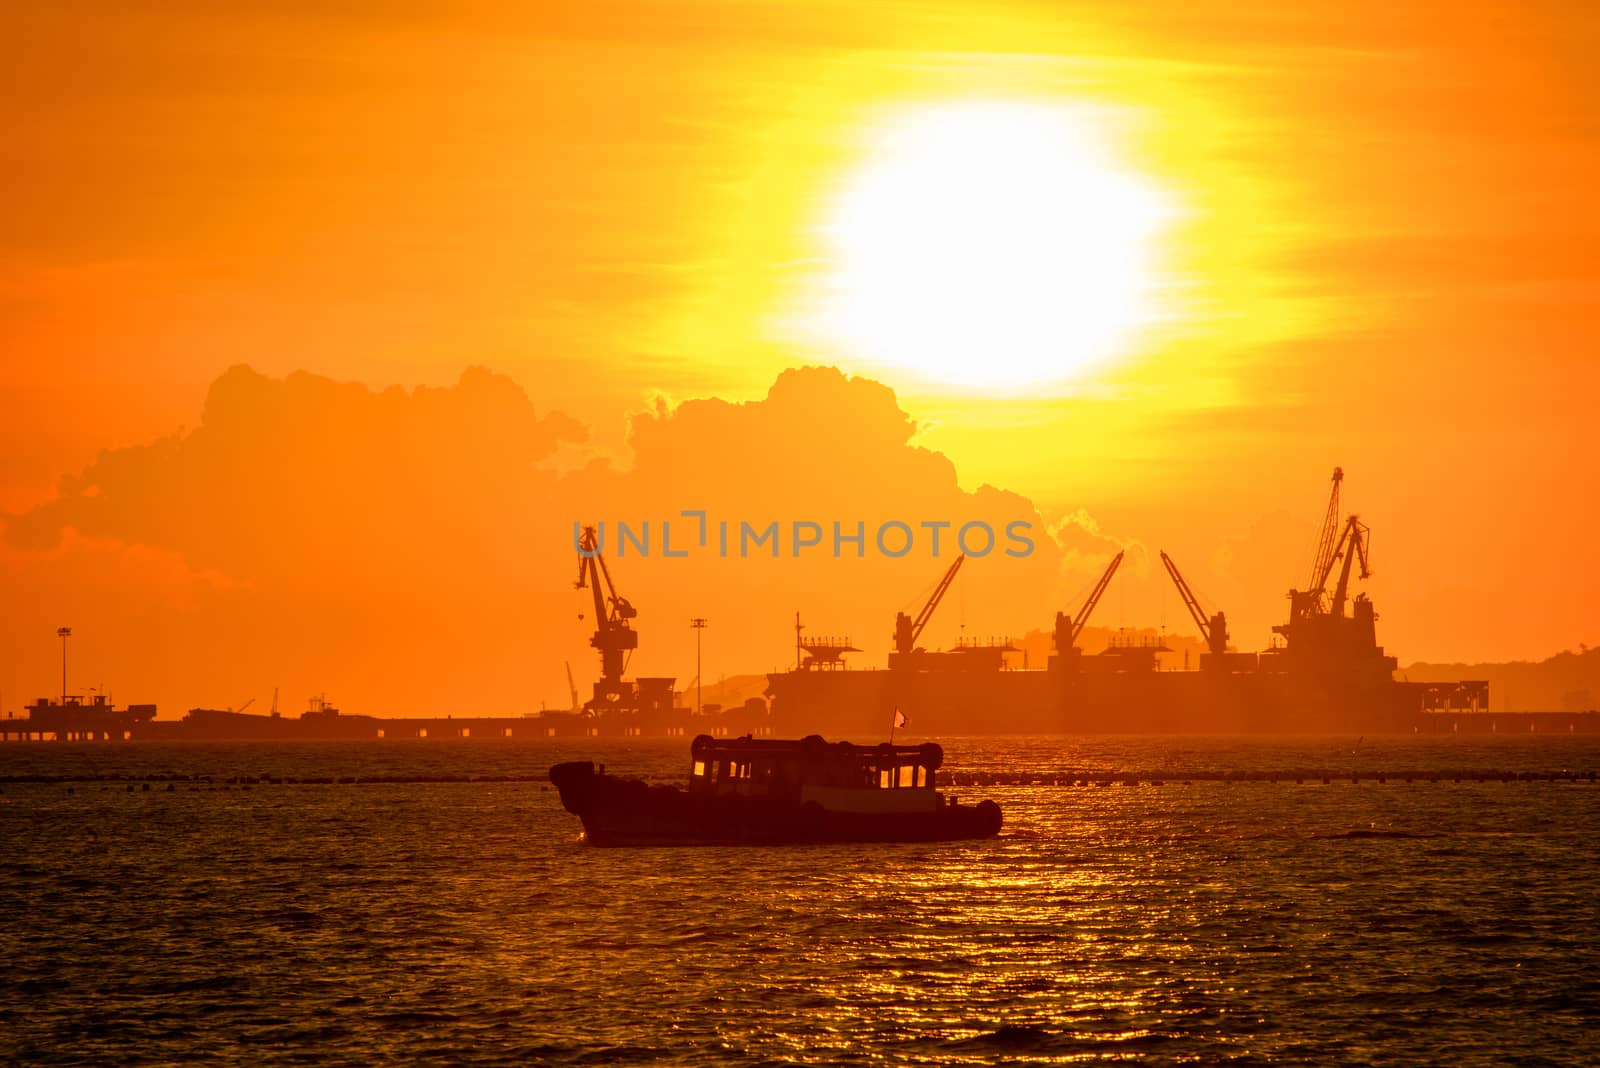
[2,1,1596,716]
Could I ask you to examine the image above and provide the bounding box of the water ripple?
[2,737,1598,1065]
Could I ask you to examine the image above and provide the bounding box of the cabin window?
[898,765,918,788]
[693,760,707,778]
[879,768,893,789]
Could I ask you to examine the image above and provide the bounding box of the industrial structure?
[537,524,768,737]
[11,471,1592,742]
[0,694,157,742]
[765,469,1515,735]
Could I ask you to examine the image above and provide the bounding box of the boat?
[548,733,1002,846]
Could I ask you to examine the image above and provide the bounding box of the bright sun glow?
[806,101,1178,391]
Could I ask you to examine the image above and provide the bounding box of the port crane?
[893,555,965,655]
[1273,469,1393,685]
[1160,551,1228,656]
[1294,467,1373,621]
[1325,515,1372,620]
[1054,550,1124,653]
[575,525,638,709]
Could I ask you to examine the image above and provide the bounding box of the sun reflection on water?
[4,737,1598,1064]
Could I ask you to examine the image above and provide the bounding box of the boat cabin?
[688,733,944,813]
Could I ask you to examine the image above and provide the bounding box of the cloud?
[6,364,586,582]
[563,365,1067,667]
[1,363,1069,714]
[1050,506,1144,579]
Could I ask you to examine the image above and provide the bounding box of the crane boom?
[893,555,965,655]
[1161,552,1210,644]
[1305,466,1344,611]
[912,555,963,643]
[1328,515,1372,618]
[574,525,639,696]
[1160,551,1229,655]
[575,527,608,629]
[1069,551,1124,647]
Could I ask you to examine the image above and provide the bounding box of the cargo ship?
[764,469,1497,736]
[133,695,390,741]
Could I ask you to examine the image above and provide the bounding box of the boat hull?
[549,761,1001,846]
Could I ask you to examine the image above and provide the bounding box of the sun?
[799,100,1178,391]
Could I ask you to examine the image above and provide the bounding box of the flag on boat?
[894,708,908,729]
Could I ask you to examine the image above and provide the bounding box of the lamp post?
[690,617,708,715]
[57,626,71,706]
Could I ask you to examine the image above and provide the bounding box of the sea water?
[3,735,1598,1065]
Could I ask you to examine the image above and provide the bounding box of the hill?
[1403,646,1599,712]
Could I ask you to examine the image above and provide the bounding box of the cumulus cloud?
[6,364,586,580]
[2,363,1072,714]
[561,365,1067,673]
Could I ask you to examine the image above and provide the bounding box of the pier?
[0,699,776,742]
[0,696,157,742]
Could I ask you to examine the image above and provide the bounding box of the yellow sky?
[2,1,1596,712]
